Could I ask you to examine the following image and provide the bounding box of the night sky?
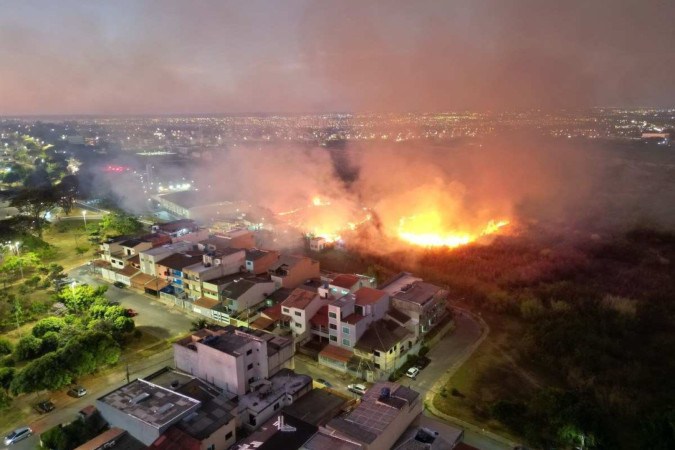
[1,0,674,115]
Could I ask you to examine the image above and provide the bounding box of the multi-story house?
[221,277,277,315]
[181,248,246,300]
[381,274,448,337]
[173,326,294,396]
[139,242,194,276]
[268,255,320,289]
[155,251,204,298]
[324,287,390,349]
[280,288,327,340]
[110,239,153,269]
[245,249,279,275]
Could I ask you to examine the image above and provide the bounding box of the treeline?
[364,227,675,449]
[0,285,135,407]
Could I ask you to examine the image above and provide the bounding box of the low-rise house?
[139,242,194,276]
[234,412,317,450]
[173,326,294,396]
[99,236,132,263]
[268,255,320,289]
[305,382,423,450]
[245,248,279,275]
[198,229,256,252]
[155,251,204,298]
[221,277,277,314]
[354,319,414,375]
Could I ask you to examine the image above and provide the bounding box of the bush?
[0,338,12,355]
[14,335,44,360]
[32,316,66,337]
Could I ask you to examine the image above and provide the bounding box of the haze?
[1,0,674,116]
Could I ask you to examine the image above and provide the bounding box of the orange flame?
[398,211,510,248]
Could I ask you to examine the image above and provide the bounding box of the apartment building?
[268,255,320,289]
[245,248,279,275]
[173,326,294,396]
[139,242,194,276]
[281,288,327,339]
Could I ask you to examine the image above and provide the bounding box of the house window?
[248,377,255,384]
[342,326,349,334]
[282,307,290,313]
[374,363,380,369]
[330,335,337,342]
[207,445,215,450]
[246,349,252,355]
[294,322,302,328]
[226,431,233,440]
[342,338,350,346]
[328,312,337,319]
[247,363,254,370]
[274,403,280,410]
[294,311,301,317]
[329,324,337,330]
[374,350,381,357]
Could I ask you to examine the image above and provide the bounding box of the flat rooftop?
[234,412,317,450]
[238,369,312,414]
[392,281,442,306]
[378,272,422,294]
[283,389,347,426]
[97,379,201,429]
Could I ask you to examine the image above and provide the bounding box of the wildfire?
[398,211,510,248]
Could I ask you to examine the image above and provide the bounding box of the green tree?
[55,175,79,215]
[100,212,143,236]
[57,284,108,313]
[14,335,44,360]
[0,367,15,391]
[10,353,71,395]
[32,316,66,337]
[112,316,135,334]
[9,188,59,237]
[0,338,12,355]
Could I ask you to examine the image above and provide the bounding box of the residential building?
[146,368,238,450]
[268,255,320,289]
[139,242,194,276]
[109,239,153,270]
[155,251,205,298]
[324,287,389,350]
[280,288,327,340]
[380,273,448,336]
[221,277,277,314]
[354,319,414,374]
[234,412,317,450]
[181,248,246,300]
[304,382,423,450]
[245,248,279,275]
[152,219,210,243]
[392,418,464,450]
[173,326,294,396]
[309,237,329,252]
[99,236,132,263]
[198,229,256,252]
[96,378,202,446]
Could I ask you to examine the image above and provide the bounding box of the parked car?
[348,383,367,395]
[315,378,333,388]
[4,427,32,445]
[113,281,126,288]
[415,356,431,370]
[406,367,420,379]
[124,308,138,317]
[34,400,55,414]
[68,385,88,398]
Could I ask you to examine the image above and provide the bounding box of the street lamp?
[82,210,88,228]
[70,280,77,293]
[14,242,23,279]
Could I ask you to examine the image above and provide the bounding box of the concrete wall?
[200,418,236,450]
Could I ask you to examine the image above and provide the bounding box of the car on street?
[124,308,138,317]
[68,385,88,398]
[315,378,333,388]
[347,383,367,395]
[4,427,33,445]
[34,400,55,414]
[406,367,420,379]
[113,281,126,288]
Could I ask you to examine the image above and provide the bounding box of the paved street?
[1,265,194,450]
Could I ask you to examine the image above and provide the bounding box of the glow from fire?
[398,211,510,248]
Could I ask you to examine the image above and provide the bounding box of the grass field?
[43,218,101,269]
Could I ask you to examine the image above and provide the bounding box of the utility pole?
[126,364,130,384]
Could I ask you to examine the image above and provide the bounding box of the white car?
[4,427,32,445]
[347,384,367,395]
[406,367,420,379]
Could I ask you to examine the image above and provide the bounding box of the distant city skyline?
[1,0,674,115]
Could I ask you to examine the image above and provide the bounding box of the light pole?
[82,210,88,228]
[14,242,23,279]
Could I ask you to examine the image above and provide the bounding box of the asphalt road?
[1,265,193,450]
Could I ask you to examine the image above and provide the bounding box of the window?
[207,445,215,450]
[246,349,252,355]
[342,326,350,334]
[329,324,337,330]
[330,335,337,342]
[226,431,233,440]
[248,377,255,383]
[374,350,381,357]
[342,338,350,346]
[294,311,301,317]
[282,307,290,313]
[328,312,337,319]
[374,363,380,369]
[247,363,254,370]
[274,403,280,410]
[294,322,302,328]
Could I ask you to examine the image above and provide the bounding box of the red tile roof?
[262,303,283,321]
[343,313,366,325]
[310,305,329,328]
[150,427,200,450]
[319,344,353,363]
[331,274,360,289]
[282,288,318,310]
[354,287,387,306]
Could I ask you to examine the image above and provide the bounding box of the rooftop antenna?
[274,415,296,433]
